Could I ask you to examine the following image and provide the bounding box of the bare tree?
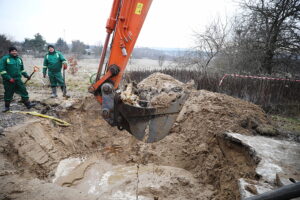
[215,16,266,74]
[191,18,228,71]
[241,0,300,74]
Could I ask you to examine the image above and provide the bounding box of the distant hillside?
[132,47,188,60]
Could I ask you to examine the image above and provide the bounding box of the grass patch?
[271,115,300,133]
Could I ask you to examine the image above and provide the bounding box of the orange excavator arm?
[89,0,187,143]
[89,0,153,99]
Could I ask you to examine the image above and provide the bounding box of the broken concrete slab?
[225,132,300,199]
[226,132,300,184]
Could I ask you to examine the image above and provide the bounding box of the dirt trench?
[0,74,273,200]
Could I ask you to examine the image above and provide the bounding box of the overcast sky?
[0,0,238,48]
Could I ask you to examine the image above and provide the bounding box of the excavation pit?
[0,73,299,200]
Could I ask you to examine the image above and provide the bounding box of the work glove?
[63,64,68,70]
[9,78,15,83]
[43,74,46,78]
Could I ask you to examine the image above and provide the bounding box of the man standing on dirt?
[43,45,68,98]
[0,47,36,112]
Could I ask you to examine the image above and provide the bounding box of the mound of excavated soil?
[138,73,186,90]
[0,73,273,200]
[123,73,270,199]
[144,91,266,199]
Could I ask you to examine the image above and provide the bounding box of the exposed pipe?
[244,182,300,200]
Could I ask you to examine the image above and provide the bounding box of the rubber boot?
[51,87,57,98]
[61,86,70,98]
[2,101,10,112]
[23,100,36,109]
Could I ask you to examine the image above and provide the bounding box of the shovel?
[24,66,39,84]
[62,68,70,98]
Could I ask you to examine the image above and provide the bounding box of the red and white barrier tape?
[219,74,300,86]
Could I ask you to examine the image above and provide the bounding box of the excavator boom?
[92,0,152,90]
[89,0,187,143]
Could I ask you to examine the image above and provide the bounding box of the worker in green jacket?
[43,45,68,98]
[0,47,35,112]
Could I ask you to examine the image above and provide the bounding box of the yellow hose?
[9,111,71,127]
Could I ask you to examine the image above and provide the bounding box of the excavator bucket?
[116,94,188,143]
[99,82,188,143]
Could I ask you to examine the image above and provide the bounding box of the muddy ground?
[0,73,299,200]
